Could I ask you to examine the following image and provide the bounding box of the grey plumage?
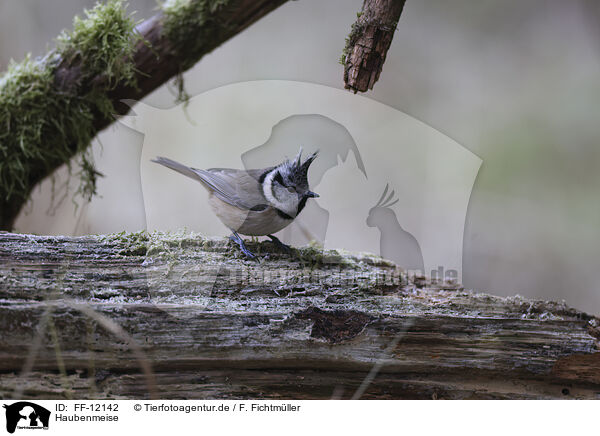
[152,150,319,257]
[151,156,271,211]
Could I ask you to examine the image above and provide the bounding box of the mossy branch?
[0,0,288,231]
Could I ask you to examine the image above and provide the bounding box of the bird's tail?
[152,156,206,184]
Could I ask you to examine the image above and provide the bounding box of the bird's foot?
[267,235,292,254]
[229,232,257,260]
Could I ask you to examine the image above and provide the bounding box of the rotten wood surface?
[343,0,406,93]
[1,231,599,399]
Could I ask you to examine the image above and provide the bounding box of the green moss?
[297,245,325,266]
[161,0,232,99]
[75,150,103,202]
[57,0,138,89]
[0,57,87,201]
[161,0,229,104]
[0,0,139,207]
[339,11,364,65]
[99,230,150,256]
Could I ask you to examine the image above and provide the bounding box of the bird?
[152,149,319,258]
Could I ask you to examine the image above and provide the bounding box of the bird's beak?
[305,191,319,198]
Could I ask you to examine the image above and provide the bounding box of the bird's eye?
[287,186,295,193]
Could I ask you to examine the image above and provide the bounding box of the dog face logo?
[119,80,481,282]
[3,402,50,434]
[116,80,481,323]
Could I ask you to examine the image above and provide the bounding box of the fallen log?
[0,231,599,399]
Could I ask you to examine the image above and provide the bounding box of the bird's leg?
[267,234,292,253]
[229,231,256,259]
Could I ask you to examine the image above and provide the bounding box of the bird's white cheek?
[262,170,279,205]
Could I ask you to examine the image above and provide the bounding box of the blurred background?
[2,0,599,313]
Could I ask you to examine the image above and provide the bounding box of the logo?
[3,402,50,434]
[119,81,481,277]
[114,80,481,323]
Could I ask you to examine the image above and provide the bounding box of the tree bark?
[343,0,406,93]
[0,0,288,231]
[1,231,599,399]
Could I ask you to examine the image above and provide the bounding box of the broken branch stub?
[342,0,406,93]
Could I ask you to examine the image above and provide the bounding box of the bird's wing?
[201,167,270,210]
[153,157,272,210]
[208,166,275,182]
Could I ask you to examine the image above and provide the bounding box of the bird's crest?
[278,147,319,187]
